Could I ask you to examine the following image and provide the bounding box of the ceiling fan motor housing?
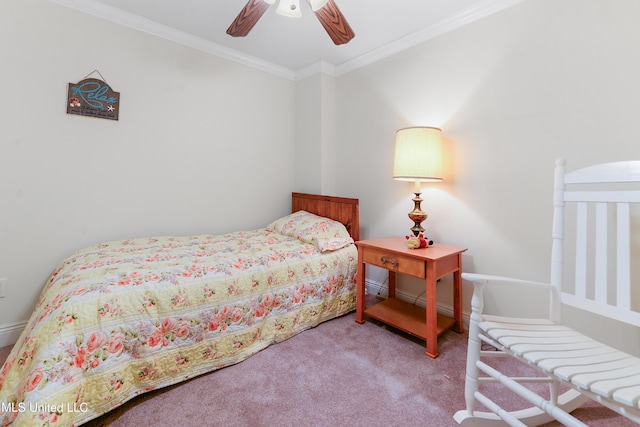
[227,0,355,45]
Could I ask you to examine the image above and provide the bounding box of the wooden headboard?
[291,192,360,242]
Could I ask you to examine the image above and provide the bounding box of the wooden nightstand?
[355,236,467,358]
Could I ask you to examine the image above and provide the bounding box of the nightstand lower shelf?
[364,298,456,341]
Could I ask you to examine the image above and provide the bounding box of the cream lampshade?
[393,127,443,237]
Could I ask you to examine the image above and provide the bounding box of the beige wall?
[333,0,640,354]
[295,72,339,196]
[0,0,296,329]
[2,0,639,354]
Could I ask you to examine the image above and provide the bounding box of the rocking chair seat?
[480,316,640,411]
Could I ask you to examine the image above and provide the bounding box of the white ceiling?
[51,0,525,80]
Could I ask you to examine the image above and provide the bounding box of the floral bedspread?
[0,228,357,426]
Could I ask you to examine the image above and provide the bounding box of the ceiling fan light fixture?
[227,0,354,45]
[308,0,329,11]
[276,0,302,18]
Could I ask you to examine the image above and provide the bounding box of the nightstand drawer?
[362,248,425,278]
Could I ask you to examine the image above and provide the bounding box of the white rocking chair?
[454,158,640,426]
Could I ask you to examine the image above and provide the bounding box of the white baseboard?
[0,321,27,348]
[364,279,470,331]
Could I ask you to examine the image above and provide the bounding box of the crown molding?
[50,0,526,81]
[295,60,337,81]
[334,0,527,76]
[48,0,296,80]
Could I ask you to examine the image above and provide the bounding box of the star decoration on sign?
[107,105,115,112]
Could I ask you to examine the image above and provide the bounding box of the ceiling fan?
[227,0,355,45]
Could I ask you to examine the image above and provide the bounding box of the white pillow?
[267,210,354,252]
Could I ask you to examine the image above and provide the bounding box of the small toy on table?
[405,233,431,249]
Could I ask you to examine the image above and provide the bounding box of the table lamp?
[393,127,443,237]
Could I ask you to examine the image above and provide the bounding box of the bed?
[0,192,359,426]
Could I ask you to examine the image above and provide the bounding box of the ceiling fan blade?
[308,0,354,45]
[226,0,270,37]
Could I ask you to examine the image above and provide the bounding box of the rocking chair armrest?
[463,272,558,320]
[462,272,553,289]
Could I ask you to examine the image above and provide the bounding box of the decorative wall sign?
[67,71,120,121]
